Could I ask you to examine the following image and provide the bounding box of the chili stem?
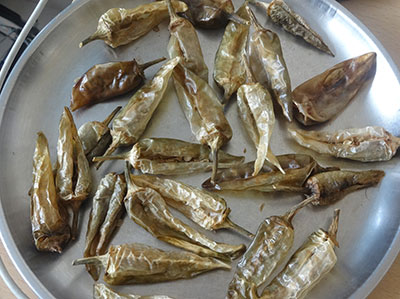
[328,209,340,247]
[139,57,166,70]
[225,217,255,238]
[284,195,316,223]
[92,154,126,163]
[211,148,219,185]
[166,0,179,21]
[70,202,82,241]
[125,161,140,191]
[102,106,122,127]
[225,11,250,26]
[72,256,102,266]
[95,139,119,169]
[79,34,97,48]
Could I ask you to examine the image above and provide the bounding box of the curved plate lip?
[0,1,92,298]
[0,0,398,298]
[317,2,400,298]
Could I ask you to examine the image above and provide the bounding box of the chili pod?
[203,154,336,192]
[305,170,385,206]
[260,209,340,299]
[166,0,208,81]
[227,197,314,299]
[293,52,377,125]
[96,174,127,255]
[288,126,400,162]
[84,173,127,280]
[30,132,71,253]
[255,0,334,56]
[78,106,121,162]
[80,1,188,48]
[214,2,250,102]
[124,164,246,260]
[70,57,166,111]
[173,63,232,183]
[97,57,181,168]
[84,173,117,280]
[93,137,244,175]
[94,283,174,299]
[73,243,231,284]
[179,0,247,29]
[248,7,293,122]
[56,107,91,239]
[237,57,283,176]
[130,174,253,237]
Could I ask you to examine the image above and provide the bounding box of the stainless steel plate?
[1,0,400,298]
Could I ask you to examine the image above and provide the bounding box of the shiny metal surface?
[0,0,399,298]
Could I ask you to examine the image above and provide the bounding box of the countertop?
[1,0,399,298]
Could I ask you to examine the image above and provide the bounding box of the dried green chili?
[131,174,253,237]
[248,7,293,121]
[173,63,232,183]
[237,57,283,175]
[96,174,127,255]
[254,0,334,55]
[71,57,165,111]
[84,173,117,280]
[305,170,385,206]
[80,1,188,48]
[78,106,121,162]
[124,164,246,260]
[73,243,230,284]
[56,107,91,239]
[84,173,127,280]
[203,154,336,192]
[167,0,208,81]
[179,0,246,29]
[289,126,400,162]
[93,137,244,175]
[96,57,181,168]
[30,132,71,253]
[293,52,376,125]
[260,210,340,299]
[227,197,314,299]
[214,2,250,102]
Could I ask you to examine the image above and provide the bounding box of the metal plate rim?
[0,1,91,298]
[299,2,400,298]
[0,0,399,298]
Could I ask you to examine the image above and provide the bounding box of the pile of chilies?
[30,0,399,298]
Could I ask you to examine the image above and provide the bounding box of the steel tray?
[0,0,400,298]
